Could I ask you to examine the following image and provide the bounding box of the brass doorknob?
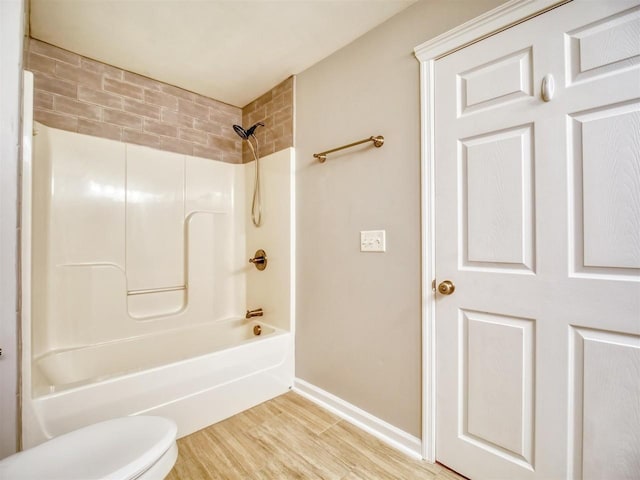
[438,280,455,295]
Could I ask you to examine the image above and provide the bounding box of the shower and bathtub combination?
[20,75,295,447]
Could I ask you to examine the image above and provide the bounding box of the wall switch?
[360,230,386,252]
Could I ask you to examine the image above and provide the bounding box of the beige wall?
[295,0,507,437]
[1,0,25,458]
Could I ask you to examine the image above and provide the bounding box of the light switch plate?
[360,230,386,252]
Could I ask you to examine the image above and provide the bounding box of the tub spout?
[246,308,263,319]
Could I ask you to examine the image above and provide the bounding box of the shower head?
[245,122,264,137]
[233,124,249,140]
[232,122,264,140]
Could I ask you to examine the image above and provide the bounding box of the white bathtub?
[23,319,293,448]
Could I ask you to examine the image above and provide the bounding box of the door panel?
[463,310,535,468]
[569,102,640,276]
[462,124,535,271]
[434,1,640,479]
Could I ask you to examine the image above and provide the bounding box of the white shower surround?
[21,105,295,447]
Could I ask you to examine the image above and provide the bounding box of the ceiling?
[30,0,416,107]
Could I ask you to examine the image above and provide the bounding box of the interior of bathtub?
[22,121,295,446]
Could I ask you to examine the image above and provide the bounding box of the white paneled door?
[434,1,640,479]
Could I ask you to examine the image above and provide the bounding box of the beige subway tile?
[242,149,254,164]
[214,108,241,126]
[27,52,56,75]
[245,108,266,127]
[160,136,193,155]
[54,96,101,121]
[224,150,243,165]
[192,144,224,161]
[159,83,195,102]
[78,86,123,109]
[265,95,285,116]
[179,127,208,145]
[123,71,161,91]
[178,99,209,119]
[145,90,179,110]
[103,108,143,129]
[55,62,102,90]
[34,73,77,98]
[253,91,273,110]
[208,135,237,153]
[34,109,78,132]
[144,118,178,138]
[216,101,242,117]
[103,77,144,100]
[193,119,223,136]
[272,77,293,97]
[78,118,122,141]
[161,109,194,128]
[123,128,161,149]
[30,40,80,66]
[260,141,276,158]
[243,99,258,114]
[34,91,54,110]
[81,58,123,80]
[273,108,292,126]
[253,130,269,147]
[281,118,294,138]
[274,134,293,152]
[123,98,161,119]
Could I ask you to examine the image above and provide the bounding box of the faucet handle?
[246,308,264,319]
[249,249,267,271]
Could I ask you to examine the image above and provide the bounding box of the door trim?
[413,0,570,462]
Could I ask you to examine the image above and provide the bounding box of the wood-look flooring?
[166,391,465,479]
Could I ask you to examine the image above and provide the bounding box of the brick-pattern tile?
[78,86,123,109]
[53,96,101,120]
[241,76,294,163]
[27,39,242,163]
[103,108,143,129]
[78,118,121,141]
[34,91,54,110]
[144,118,178,138]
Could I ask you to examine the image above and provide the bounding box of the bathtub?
[23,318,294,448]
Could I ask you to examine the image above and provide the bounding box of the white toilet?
[0,416,178,480]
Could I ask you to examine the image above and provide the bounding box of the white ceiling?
[30,0,416,107]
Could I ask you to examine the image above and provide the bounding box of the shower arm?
[313,135,384,163]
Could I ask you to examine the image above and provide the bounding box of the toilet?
[0,416,178,480]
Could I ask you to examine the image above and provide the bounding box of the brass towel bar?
[313,135,384,163]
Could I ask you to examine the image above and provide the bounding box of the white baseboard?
[293,378,423,460]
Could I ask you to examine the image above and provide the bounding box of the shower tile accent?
[27,39,243,163]
[241,76,294,163]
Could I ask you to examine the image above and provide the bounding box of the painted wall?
[295,0,507,437]
[0,0,25,459]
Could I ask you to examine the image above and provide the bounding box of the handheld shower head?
[231,122,266,228]
[232,122,264,140]
[233,124,249,140]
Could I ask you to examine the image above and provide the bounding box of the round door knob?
[438,280,455,295]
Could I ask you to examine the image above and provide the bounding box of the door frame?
[413,0,570,462]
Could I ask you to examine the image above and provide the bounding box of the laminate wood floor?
[166,391,465,480]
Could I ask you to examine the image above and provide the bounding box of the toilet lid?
[0,416,177,480]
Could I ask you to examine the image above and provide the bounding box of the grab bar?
[127,286,185,296]
[313,135,384,163]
